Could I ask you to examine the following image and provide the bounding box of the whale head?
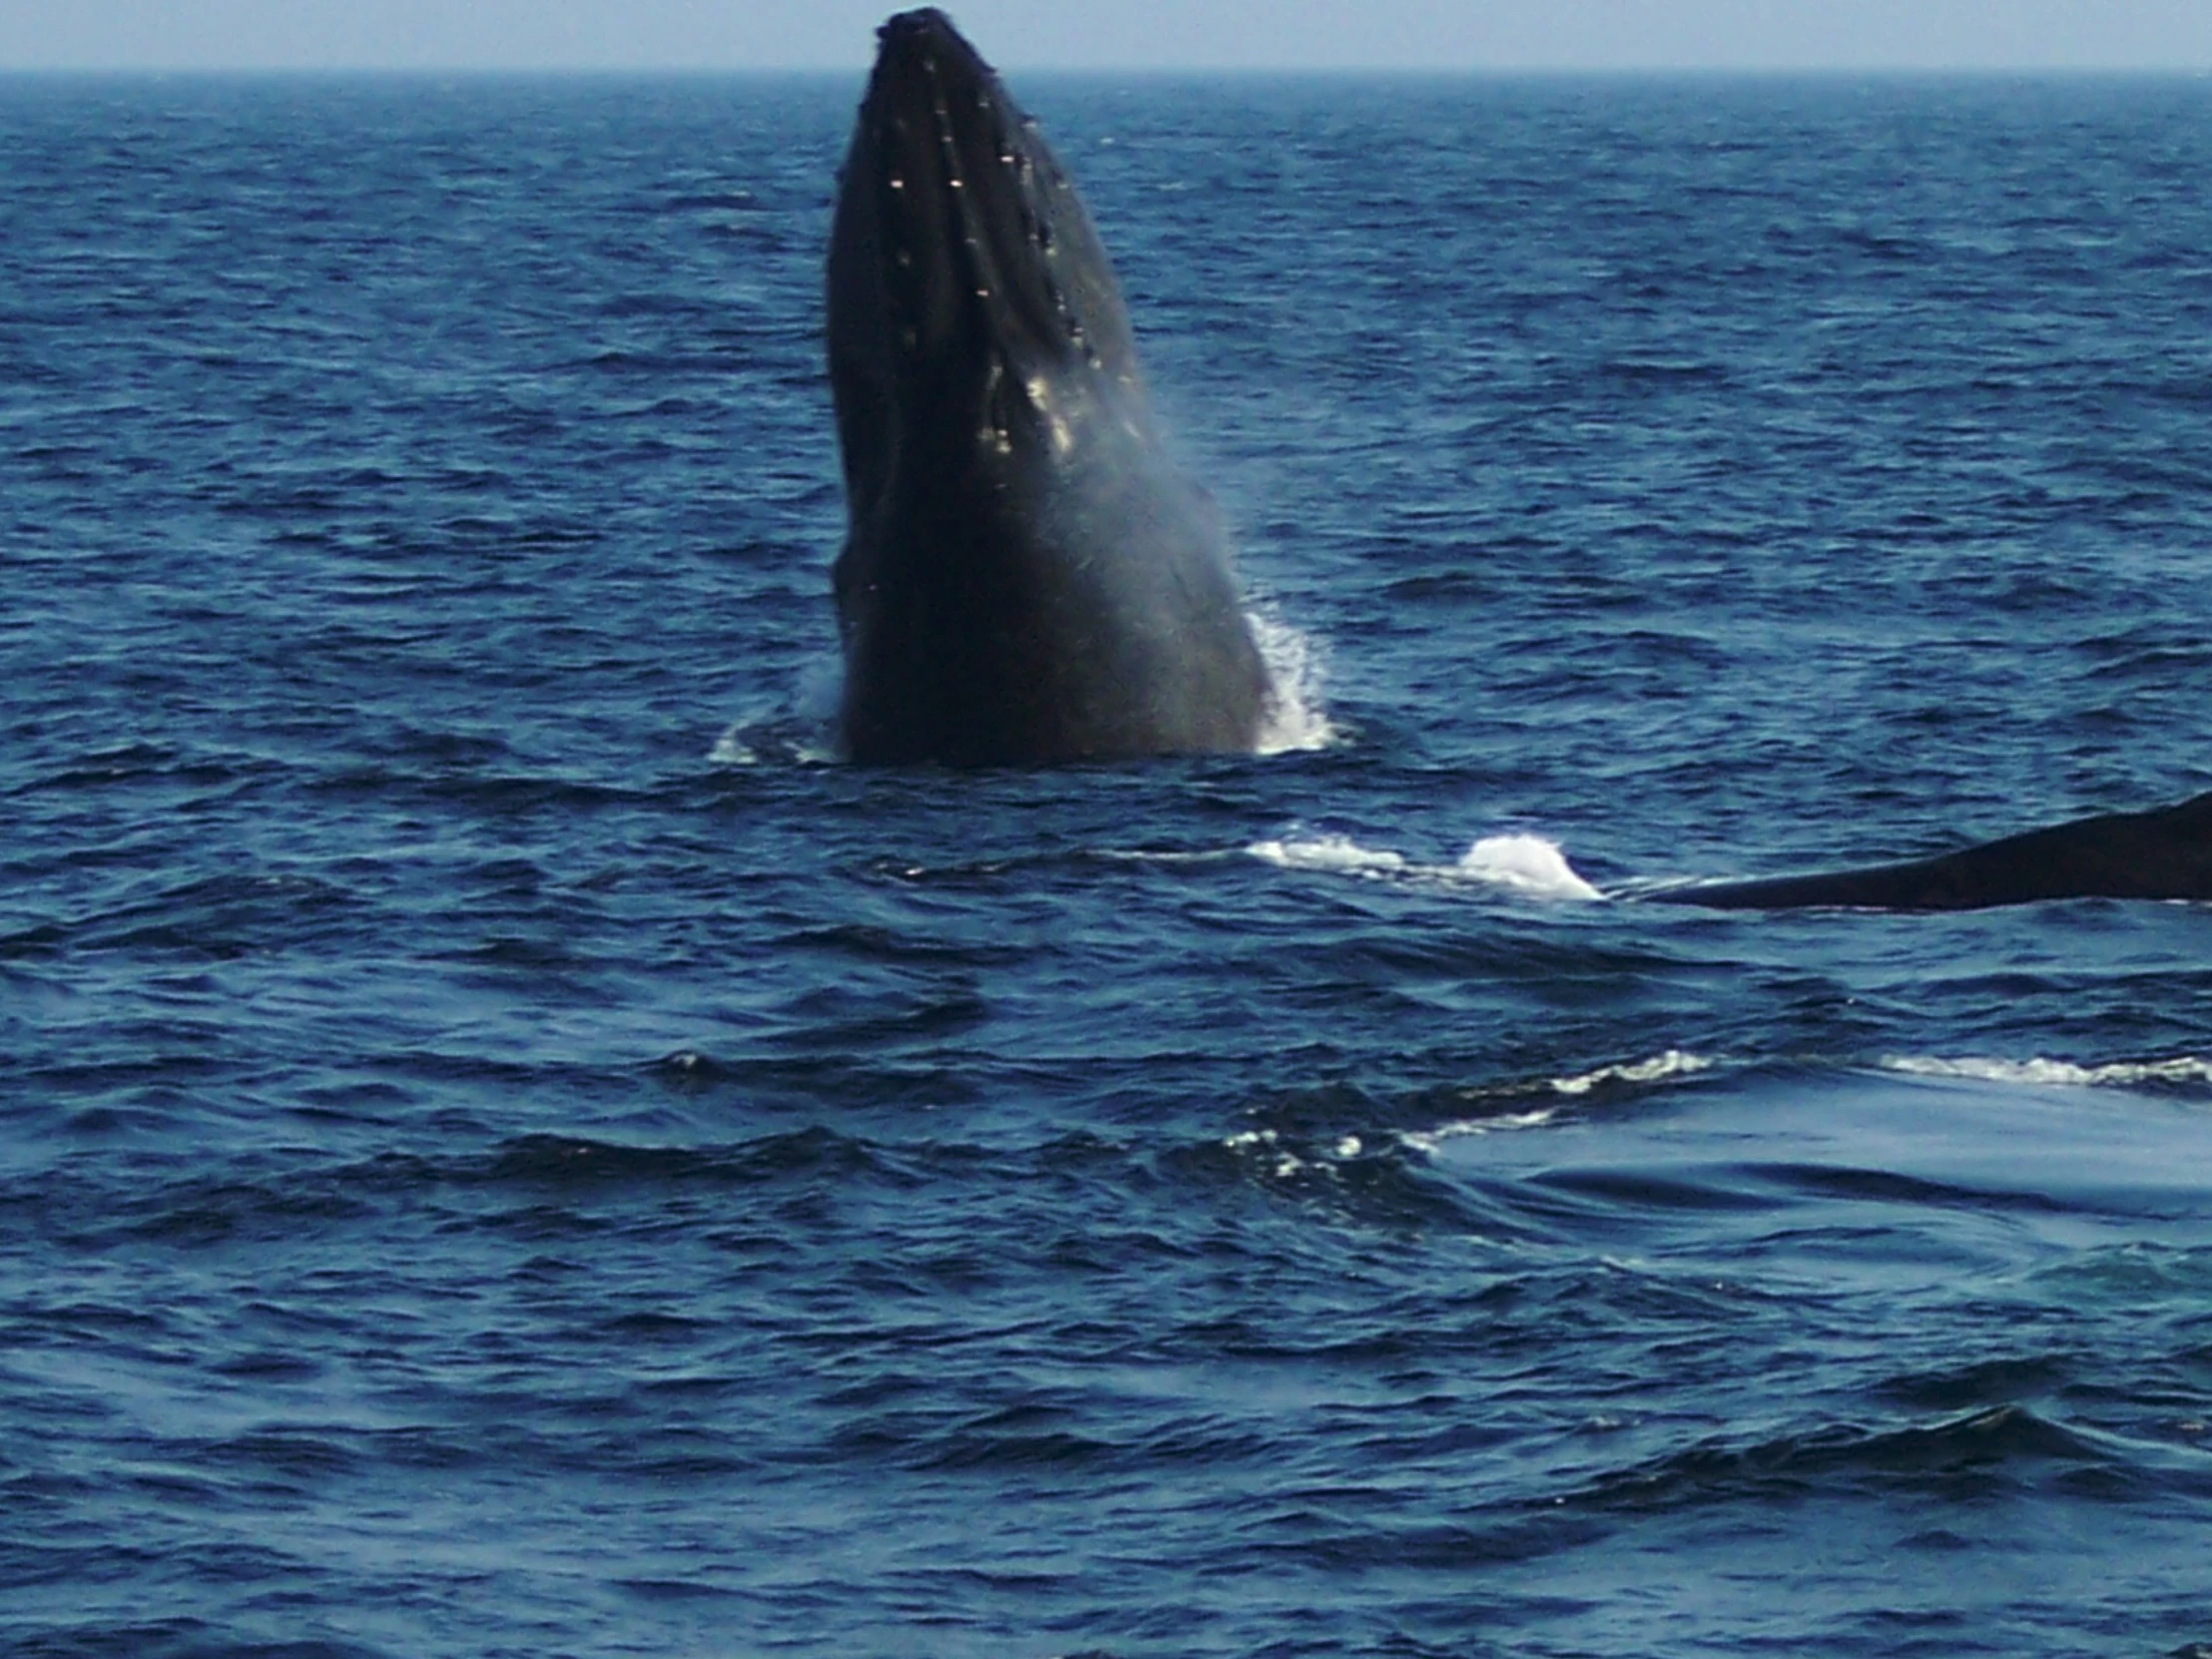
[821,9,1269,766]
[826,7,1142,512]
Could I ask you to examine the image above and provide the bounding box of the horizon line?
[5,60,2211,77]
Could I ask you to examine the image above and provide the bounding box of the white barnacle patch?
[1025,372,1074,457]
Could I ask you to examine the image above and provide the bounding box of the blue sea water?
[5,66,2212,1658]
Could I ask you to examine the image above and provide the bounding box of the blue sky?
[2,0,2208,71]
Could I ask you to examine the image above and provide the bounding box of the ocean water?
[5,67,2212,1659]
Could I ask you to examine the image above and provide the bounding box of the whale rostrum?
[826,7,1269,765]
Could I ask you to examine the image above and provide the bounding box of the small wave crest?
[1219,1052,1712,1174]
[1394,1108,1563,1155]
[1550,1048,1715,1095]
[1399,1050,1714,1154]
[1576,1402,2112,1514]
[1883,1054,2212,1091]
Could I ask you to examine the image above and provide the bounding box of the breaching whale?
[1648,789,2212,910]
[818,13,2208,912]
[827,7,1269,765]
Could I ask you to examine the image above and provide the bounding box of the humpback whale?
[819,13,2208,911]
[827,8,1269,765]
[1649,789,2212,910]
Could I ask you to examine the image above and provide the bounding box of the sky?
[2,0,2209,73]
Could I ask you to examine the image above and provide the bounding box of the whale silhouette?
[826,7,1269,765]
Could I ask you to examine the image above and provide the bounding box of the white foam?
[708,659,843,766]
[1549,1048,1713,1095]
[1223,1049,1710,1173]
[1246,834,1407,875]
[1247,828,1602,902]
[707,724,756,766]
[1455,833,1605,901]
[1217,1126,1377,1180]
[1221,1126,1308,1179]
[1249,610,1338,754]
[1397,1108,1561,1155]
[708,720,838,768]
[1883,1054,2212,1090]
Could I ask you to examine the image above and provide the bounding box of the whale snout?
[835,9,1131,392]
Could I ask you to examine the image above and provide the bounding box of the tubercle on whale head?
[827,8,1143,501]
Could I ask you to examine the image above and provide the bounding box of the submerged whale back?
[827,8,1268,765]
[1654,790,2212,910]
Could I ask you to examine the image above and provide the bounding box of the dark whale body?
[827,8,1268,765]
[1650,790,2212,911]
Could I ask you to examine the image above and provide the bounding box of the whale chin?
[825,7,1269,767]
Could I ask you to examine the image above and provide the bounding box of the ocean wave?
[1395,1108,1562,1155]
[1883,1054,2212,1091]
[1573,1402,2120,1513]
[1550,1048,1715,1095]
[1400,1050,1714,1153]
[1217,1051,1712,1174]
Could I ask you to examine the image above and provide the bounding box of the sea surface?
[5,67,2212,1659]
